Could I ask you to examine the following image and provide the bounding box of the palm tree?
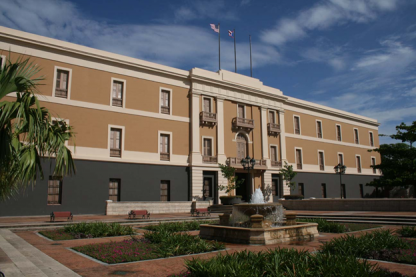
[0,55,76,200]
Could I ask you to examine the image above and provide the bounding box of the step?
[297,216,416,223]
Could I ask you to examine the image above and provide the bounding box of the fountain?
[200,188,318,245]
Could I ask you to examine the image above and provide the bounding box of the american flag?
[210,24,219,33]
[228,30,234,38]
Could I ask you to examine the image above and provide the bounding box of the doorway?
[235,172,251,202]
[203,171,218,204]
[236,134,247,160]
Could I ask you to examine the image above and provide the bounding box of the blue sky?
[1,0,416,144]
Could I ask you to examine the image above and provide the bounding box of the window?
[321,184,327,198]
[55,69,70,98]
[47,176,62,205]
[341,184,346,199]
[160,89,170,114]
[110,128,122,157]
[160,134,170,161]
[203,138,212,157]
[359,184,364,198]
[270,146,278,162]
[371,157,377,174]
[294,116,300,134]
[298,183,304,196]
[316,121,323,138]
[203,97,212,112]
[160,181,170,201]
[356,156,362,173]
[269,111,275,123]
[238,104,245,118]
[369,132,374,147]
[109,179,120,201]
[112,80,124,107]
[318,151,325,171]
[338,153,344,165]
[336,125,342,141]
[354,129,359,144]
[272,178,279,196]
[296,149,303,169]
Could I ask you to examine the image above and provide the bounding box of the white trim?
[316,119,323,139]
[158,131,173,162]
[233,131,252,143]
[293,115,301,135]
[0,54,5,68]
[335,124,342,142]
[159,87,173,116]
[371,156,377,174]
[369,131,374,147]
[202,96,214,113]
[317,150,325,171]
[110,77,127,108]
[294,147,303,170]
[353,128,360,145]
[269,144,279,161]
[355,154,362,173]
[108,125,125,159]
[237,103,246,118]
[201,136,215,156]
[285,133,375,150]
[52,66,72,99]
[337,152,344,165]
[51,117,70,147]
[268,109,277,123]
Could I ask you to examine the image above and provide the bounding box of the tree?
[218,163,244,196]
[368,121,416,197]
[0,55,76,200]
[281,161,297,189]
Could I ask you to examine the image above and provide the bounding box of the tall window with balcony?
[203,138,216,163]
[160,181,170,201]
[268,111,280,134]
[296,149,303,169]
[161,90,170,114]
[336,125,342,141]
[55,69,69,98]
[294,116,300,135]
[201,97,217,124]
[316,121,323,138]
[110,128,122,158]
[371,157,377,174]
[112,81,124,107]
[234,104,254,130]
[369,132,374,147]
[238,104,245,118]
[109,179,120,201]
[270,146,280,167]
[354,129,359,144]
[356,156,362,173]
[47,176,62,205]
[160,134,170,161]
[318,151,325,171]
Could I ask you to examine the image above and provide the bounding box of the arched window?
[236,133,248,160]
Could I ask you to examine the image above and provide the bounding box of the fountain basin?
[231,203,283,227]
[200,222,319,245]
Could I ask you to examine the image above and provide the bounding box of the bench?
[50,211,73,222]
[191,208,210,217]
[128,210,150,219]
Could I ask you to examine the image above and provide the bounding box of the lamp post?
[241,155,256,171]
[334,163,347,199]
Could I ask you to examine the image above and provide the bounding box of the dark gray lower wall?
[0,159,190,216]
[290,172,379,198]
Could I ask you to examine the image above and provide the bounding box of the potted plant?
[218,163,244,205]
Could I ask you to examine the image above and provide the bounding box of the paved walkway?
[0,229,79,277]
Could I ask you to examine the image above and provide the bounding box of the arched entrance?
[236,133,248,160]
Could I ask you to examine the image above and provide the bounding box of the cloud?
[300,41,347,70]
[404,87,416,96]
[261,0,399,46]
[0,0,278,71]
[173,0,238,23]
[240,0,250,6]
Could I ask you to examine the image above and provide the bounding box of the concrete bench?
[128,210,150,219]
[50,211,73,222]
[192,208,210,217]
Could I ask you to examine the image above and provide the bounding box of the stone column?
[217,97,226,164]
[191,92,202,164]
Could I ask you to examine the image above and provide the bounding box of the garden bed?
[297,218,381,233]
[142,220,218,232]
[39,222,135,241]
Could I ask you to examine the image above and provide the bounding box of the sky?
[1,0,415,144]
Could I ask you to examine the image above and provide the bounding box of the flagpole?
[234,29,237,73]
[249,35,252,77]
[218,23,221,71]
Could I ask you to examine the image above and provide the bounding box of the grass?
[39,222,135,240]
[142,220,218,232]
[297,218,381,233]
[396,226,416,238]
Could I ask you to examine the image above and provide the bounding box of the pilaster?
[216,97,227,164]
[260,107,270,167]
[279,110,287,162]
[191,92,202,164]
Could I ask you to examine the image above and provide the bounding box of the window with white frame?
[270,146,278,162]
[160,89,170,114]
[47,176,62,205]
[356,156,362,173]
[55,69,70,98]
[294,116,301,135]
[160,134,170,161]
[354,129,359,144]
[203,138,212,157]
[112,80,124,107]
[110,128,122,158]
[336,125,342,141]
[109,179,120,201]
[371,157,377,174]
[296,149,303,169]
[237,104,245,118]
[316,121,323,138]
[0,55,5,69]
[318,151,325,171]
[269,111,275,123]
[369,132,374,147]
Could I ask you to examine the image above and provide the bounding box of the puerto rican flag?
[210,24,219,33]
[228,30,234,38]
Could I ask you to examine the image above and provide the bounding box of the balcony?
[200,111,217,125]
[271,160,282,168]
[232,117,254,130]
[161,106,170,115]
[160,152,170,161]
[55,88,68,98]
[268,123,280,134]
[227,157,267,169]
[202,156,217,164]
[112,98,123,107]
[110,149,121,158]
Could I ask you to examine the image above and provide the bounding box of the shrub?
[143,220,217,232]
[283,194,303,200]
[63,222,134,238]
[396,226,416,238]
[298,218,346,233]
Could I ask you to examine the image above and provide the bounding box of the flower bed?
[142,220,218,232]
[297,218,381,233]
[39,222,135,241]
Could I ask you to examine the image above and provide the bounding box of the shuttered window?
[110,128,122,157]
[316,121,322,138]
[109,179,120,201]
[336,125,342,141]
[112,81,123,107]
[296,149,302,169]
[238,104,245,118]
[356,156,362,173]
[369,132,374,147]
[269,111,275,123]
[160,181,170,201]
[270,146,278,161]
[55,70,69,98]
[203,138,212,156]
[318,151,325,171]
[47,176,62,205]
[354,129,359,144]
[203,98,211,112]
[160,134,170,161]
[294,116,300,134]
[161,90,170,114]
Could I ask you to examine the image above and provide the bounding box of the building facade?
[0,27,381,216]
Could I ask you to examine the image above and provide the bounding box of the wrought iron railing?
[200,111,217,124]
[202,156,217,163]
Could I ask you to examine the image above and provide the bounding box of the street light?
[334,163,347,199]
[241,155,256,171]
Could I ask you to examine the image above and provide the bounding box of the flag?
[228,30,234,38]
[210,24,219,33]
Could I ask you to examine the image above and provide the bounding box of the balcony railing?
[271,160,282,167]
[320,164,325,171]
[268,123,281,134]
[200,111,217,125]
[110,149,121,158]
[297,163,303,170]
[295,128,300,135]
[337,135,342,141]
[202,156,217,163]
[232,117,254,130]
[161,106,170,114]
[55,88,68,98]
[112,98,123,107]
[317,132,322,138]
[227,157,267,168]
[160,152,170,161]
